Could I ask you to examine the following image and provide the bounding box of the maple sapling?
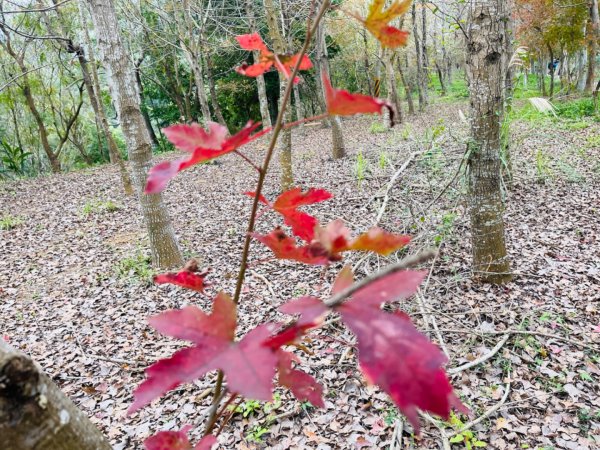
[133,1,467,448]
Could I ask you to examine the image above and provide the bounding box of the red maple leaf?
[279,296,329,326]
[144,426,217,450]
[339,303,467,433]
[236,33,312,83]
[277,351,324,407]
[145,121,269,193]
[246,187,333,241]
[253,220,411,265]
[323,74,395,125]
[154,270,208,293]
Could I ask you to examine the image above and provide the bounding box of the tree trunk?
[247,0,272,127]
[384,51,402,126]
[465,0,512,284]
[293,83,305,133]
[316,9,346,158]
[398,57,415,115]
[412,3,427,111]
[585,0,599,93]
[264,0,294,189]
[205,52,228,128]
[87,0,183,269]
[361,28,374,95]
[78,0,133,194]
[134,58,159,147]
[0,340,112,450]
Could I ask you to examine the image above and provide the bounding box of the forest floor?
[1,100,599,450]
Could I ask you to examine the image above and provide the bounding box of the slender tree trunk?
[135,57,159,147]
[87,0,183,268]
[384,51,402,126]
[465,0,512,284]
[316,10,346,158]
[398,60,415,115]
[412,3,427,110]
[247,0,272,127]
[0,340,112,450]
[264,0,294,189]
[293,83,305,133]
[78,0,133,194]
[205,52,227,128]
[585,0,599,93]
[361,28,374,95]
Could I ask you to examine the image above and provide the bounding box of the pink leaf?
[279,296,328,326]
[144,427,217,450]
[236,33,269,52]
[146,121,269,193]
[349,270,428,308]
[251,228,331,265]
[278,351,325,407]
[149,292,236,343]
[273,188,333,242]
[162,122,228,153]
[338,303,467,434]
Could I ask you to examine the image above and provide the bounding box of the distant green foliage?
[554,98,596,120]
[82,199,121,216]
[114,251,153,282]
[0,139,32,178]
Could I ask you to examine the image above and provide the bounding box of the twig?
[250,271,277,301]
[268,405,302,424]
[390,418,404,450]
[447,380,511,438]
[421,413,451,450]
[448,333,511,375]
[375,152,418,225]
[324,250,437,308]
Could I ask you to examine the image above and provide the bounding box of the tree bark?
[87,0,183,269]
[412,3,427,110]
[205,52,227,128]
[246,0,272,127]
[78,0,133,194]
[384,51,403,126]
[0,340,112,450]
[585,0,599,93]
[264,0,294,189]
[316,8,346,158]
[398,56,415,115]
[465,0,512,284]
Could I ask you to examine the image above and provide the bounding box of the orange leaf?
[354,0,412,48]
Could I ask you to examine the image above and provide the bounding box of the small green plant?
[369,120,387,134]
[246,425,269,443]
[114,251,153,282]
[434,212,457,246]
[235,399,262,418]
[383,407,399,426]
[82,198,121,216]
[447,412,487,449]
[0,214,23,230]
[378,150,389,170]
[355,150,369,187]
[400,124,412,140]
[535,149,552,183]
[556,158,583,183]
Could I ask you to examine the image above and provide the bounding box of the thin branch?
[2,0,73,14]
[448,333,511,375]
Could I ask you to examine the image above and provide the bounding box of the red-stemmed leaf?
[277,351,325,407]
[348,0,411,48]
[254,220,410,265]
[338,303,467,433]
[146,121,269,193]
[162,122,227,153]
[279,296,328,326]
[236,33,312,84]
[251,228,331,265]
[244,191,270,206]
[323,74,395,125]
[273,188,333,241]
[149,292,236,343]
[144,426,217,450]
[154,271,208,293]
[350,270,427,308]
[348,228,411,256]
[263,322,318,350]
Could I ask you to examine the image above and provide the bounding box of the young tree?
[86,0,183,269]
[465,0,512,284]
